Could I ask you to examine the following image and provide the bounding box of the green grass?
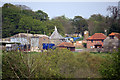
[73,52,80,54]
[75,47,86,49]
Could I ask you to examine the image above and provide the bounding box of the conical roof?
[49,26,64,39]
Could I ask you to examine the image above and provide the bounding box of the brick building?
[87,33,107,48]
[75,41,83,47]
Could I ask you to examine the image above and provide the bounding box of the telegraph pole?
[27,30,29,53]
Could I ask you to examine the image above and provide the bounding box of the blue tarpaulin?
[73,37,80,41]
[43,43,55,49]
[65,37,81,41]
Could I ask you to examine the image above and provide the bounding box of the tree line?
[1,3,120,38]
[2,3,64,38]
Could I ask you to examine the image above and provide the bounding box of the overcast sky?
[0,0,119,19]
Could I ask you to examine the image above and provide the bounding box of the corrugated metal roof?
[11,33,49,38]
[33,34,49,38]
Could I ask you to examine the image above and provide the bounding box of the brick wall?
[87,40,103,48]
[75,41,83,47]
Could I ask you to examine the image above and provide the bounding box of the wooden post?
[27,30,28,53]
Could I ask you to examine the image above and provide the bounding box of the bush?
[2,49,110,78]
[2,49,79,78]
[75,52,104,78]
[99,49,120,79]
[2,51,30,78]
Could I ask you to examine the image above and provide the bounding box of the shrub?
[75,52,104,78]
[2,49,79,78]
[99,49,120,79]
[2,51,30,78]
[2,49,110,78]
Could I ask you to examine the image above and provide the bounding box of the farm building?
[57,42,75,51]
[87,33,107,48]
[10,33,33,51]
[49,26,64,45]
[7,33,49,51]
[10,33,33,45]
[31,34,49,51]
[103,32,120,52]
[31,36,39,51]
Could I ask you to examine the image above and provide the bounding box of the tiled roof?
[109,32,117,36]
[109,32,120,39]
[57,42,75,47]
[87,33,107,40]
